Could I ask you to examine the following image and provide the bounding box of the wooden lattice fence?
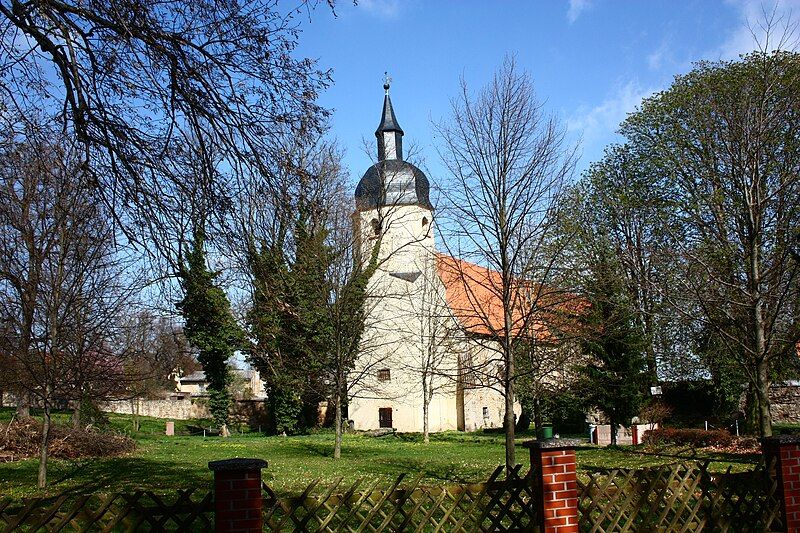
[1,456,789,532]
[577,458,783,532]
[0,489,213,532]
[261,464,541,533]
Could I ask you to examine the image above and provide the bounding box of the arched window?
[371,219,380,236]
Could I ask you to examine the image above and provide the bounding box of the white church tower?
[347,81,511,433]
[349,80,453,432]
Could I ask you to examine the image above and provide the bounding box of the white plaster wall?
[350,203,512,433]
[382,133,398,160]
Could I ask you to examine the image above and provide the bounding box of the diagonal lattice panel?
[261,465,540,533]
[577,459,784,533]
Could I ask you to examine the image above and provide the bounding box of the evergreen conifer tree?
[579,242,647,445]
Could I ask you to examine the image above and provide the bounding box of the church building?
[347,82,514,433]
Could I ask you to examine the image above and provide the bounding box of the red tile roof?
[435,254,585,342]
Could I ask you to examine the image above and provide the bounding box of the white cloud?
[358,0,401,19]
[646,41,672,71]
[568,80,655,142]
[714,0,800,59]
[567,0,592,23]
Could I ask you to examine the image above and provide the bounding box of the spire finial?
[383,71,391,95]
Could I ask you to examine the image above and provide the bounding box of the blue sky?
[294,0,799,189]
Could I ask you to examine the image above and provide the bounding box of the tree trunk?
[72,399,81,428]
[755,359,773,437]
[38,404,51,488]
[422,379,430,444]
[609,412,617,447]
[16,397,30,418]
[504,347,516,470]
[743,384,759,434]
[749,223,772,438]
[333,386,342,459]
[131,399,140,432]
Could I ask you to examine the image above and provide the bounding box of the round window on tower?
[422,217,429,228]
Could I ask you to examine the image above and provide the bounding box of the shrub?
[0,418,135,460]
[639,400,673,426]
[642,428,734,448]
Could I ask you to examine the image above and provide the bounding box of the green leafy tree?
[247,242,300,435]
[578,145,679,386]
[178,228,242,431]
[251,211,335,435]
[579,243,647,446]
[618,50,800,436]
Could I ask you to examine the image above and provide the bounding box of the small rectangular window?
[482,406,489,419]
[377,368,391,382]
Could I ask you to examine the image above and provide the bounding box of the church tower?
[348,81,510,433]
[354,79,434,276]
[349,80,444,432]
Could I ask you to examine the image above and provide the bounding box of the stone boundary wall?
[103,398,210,420]
[102,398,269,426]
[768,384,800,423]
[590,423,656,446]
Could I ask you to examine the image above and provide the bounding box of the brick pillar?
[762,436,800,533]
[208,458,267,533]
[524,439,582,533]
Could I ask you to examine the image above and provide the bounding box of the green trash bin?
[541,425,553,439]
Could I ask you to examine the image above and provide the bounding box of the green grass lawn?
[0,408,761,500]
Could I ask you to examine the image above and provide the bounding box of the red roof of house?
[435,254,585,342]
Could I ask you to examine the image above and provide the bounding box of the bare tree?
[0,116,133,487]
[325,198,383,458]
[118,310,196,431]
[399,255,460,444]
[435,58,577,469]
[0,0,332,248]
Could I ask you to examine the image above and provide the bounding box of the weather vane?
[383,71,392,95]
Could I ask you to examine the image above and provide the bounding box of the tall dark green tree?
[247,241,301,435]
[579,243,647,446]
[246,134,339,435]
[177,227,242,431]
[249,208,335,435]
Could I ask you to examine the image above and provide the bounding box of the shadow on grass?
[0,455,212,500]
[576,444,760,474]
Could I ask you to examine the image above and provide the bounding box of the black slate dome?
[355,159,433,212]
